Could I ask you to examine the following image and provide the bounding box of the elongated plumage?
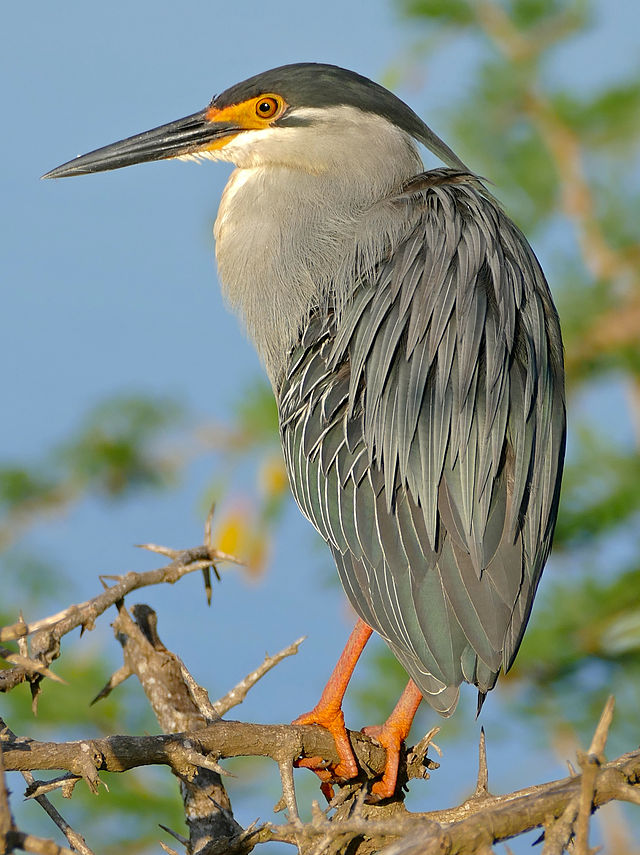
[278,168,565,714]
[44,62,565,749]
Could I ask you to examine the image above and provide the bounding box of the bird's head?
[43,63,468,179]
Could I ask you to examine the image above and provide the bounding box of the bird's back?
[278,169,565,715]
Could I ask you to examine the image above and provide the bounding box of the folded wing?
[279,171,565,715]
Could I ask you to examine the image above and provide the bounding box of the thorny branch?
[211,636,306,718]
[2,697,639,854]
[255,720,640,855]
[1,525,638,853]
[1,741,79,855]
[0,539,240,694]
[1,721,94,855]
[111,602,244,852]
[0,720,393,788]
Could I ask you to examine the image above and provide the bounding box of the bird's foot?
[292,705,359,801]
[360,679,423,801]
[361,722,403,801]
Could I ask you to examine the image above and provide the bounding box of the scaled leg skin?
[292,619,373,798]
[362,678,423,800]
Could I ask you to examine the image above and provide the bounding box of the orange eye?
[255,96,280,119]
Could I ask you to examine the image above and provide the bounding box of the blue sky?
[2,1,639,851]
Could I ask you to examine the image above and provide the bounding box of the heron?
[44,62,566,801]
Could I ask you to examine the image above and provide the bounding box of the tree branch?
[111,602,243,853]
[1,720,94,855]
[0,540,240,693]
[2,513,637,853]
[211,636,305,717]
[2,727,639,852]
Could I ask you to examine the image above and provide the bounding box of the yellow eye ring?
[255,96,280,119]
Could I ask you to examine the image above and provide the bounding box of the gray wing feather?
[278,170,565,714]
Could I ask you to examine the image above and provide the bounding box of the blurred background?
[2,1,639,852]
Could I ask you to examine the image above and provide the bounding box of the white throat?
[212,108,424,386]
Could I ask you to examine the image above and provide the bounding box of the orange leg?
[292,619,373,797]
[362,678,423,800]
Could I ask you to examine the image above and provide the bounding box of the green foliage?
[58,395,182,497]
[353,643,411,723]
[398,0,474,26]
[509,0,574,28]
[595,178,640,254]
[0,395,182,510]
[0,468,57,509]
[554,434,640,547]
[0,553,65,608]
[557,274,613,344]
[518,566,640,682]
[510,563,640,747]
[399,0,589,33]
[232,379,280,448]
[553,83,640,151]
[0,394,183,552]
[446,56,560,231]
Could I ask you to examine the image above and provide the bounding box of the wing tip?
[476,690,488,718]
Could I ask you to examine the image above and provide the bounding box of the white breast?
[212,114,424,385]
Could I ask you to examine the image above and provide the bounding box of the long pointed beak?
[42,108,237,179]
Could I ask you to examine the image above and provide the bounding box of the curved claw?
[293,755,338,801]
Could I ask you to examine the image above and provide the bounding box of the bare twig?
[2,741,87,855]
[574,696,615,855]
[0,647,65,684]
[0,742,14,848]
[541,795,579,855]
[2,726,639,849]
[0,722,381,784]
[90,664,132,705]
[0,726,93,855]
[113,602,243,853]
[474,728,490,798]
[178,661,220,724]
[135,543,180,558]
[4,831,78,855]
[203,502,222,605]
[211,636,305,717]
[405,727,441,784]
[0,541,240,692]
[24,775,83,801]
[611,782,640,807]
[587,696,615,759]
[277,757,300,822]
[22,774,94,855]
[159,824,189,846]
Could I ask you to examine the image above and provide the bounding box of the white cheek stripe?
[175,150,220,163]
[174,126,286,165]
[221,126,288,159]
